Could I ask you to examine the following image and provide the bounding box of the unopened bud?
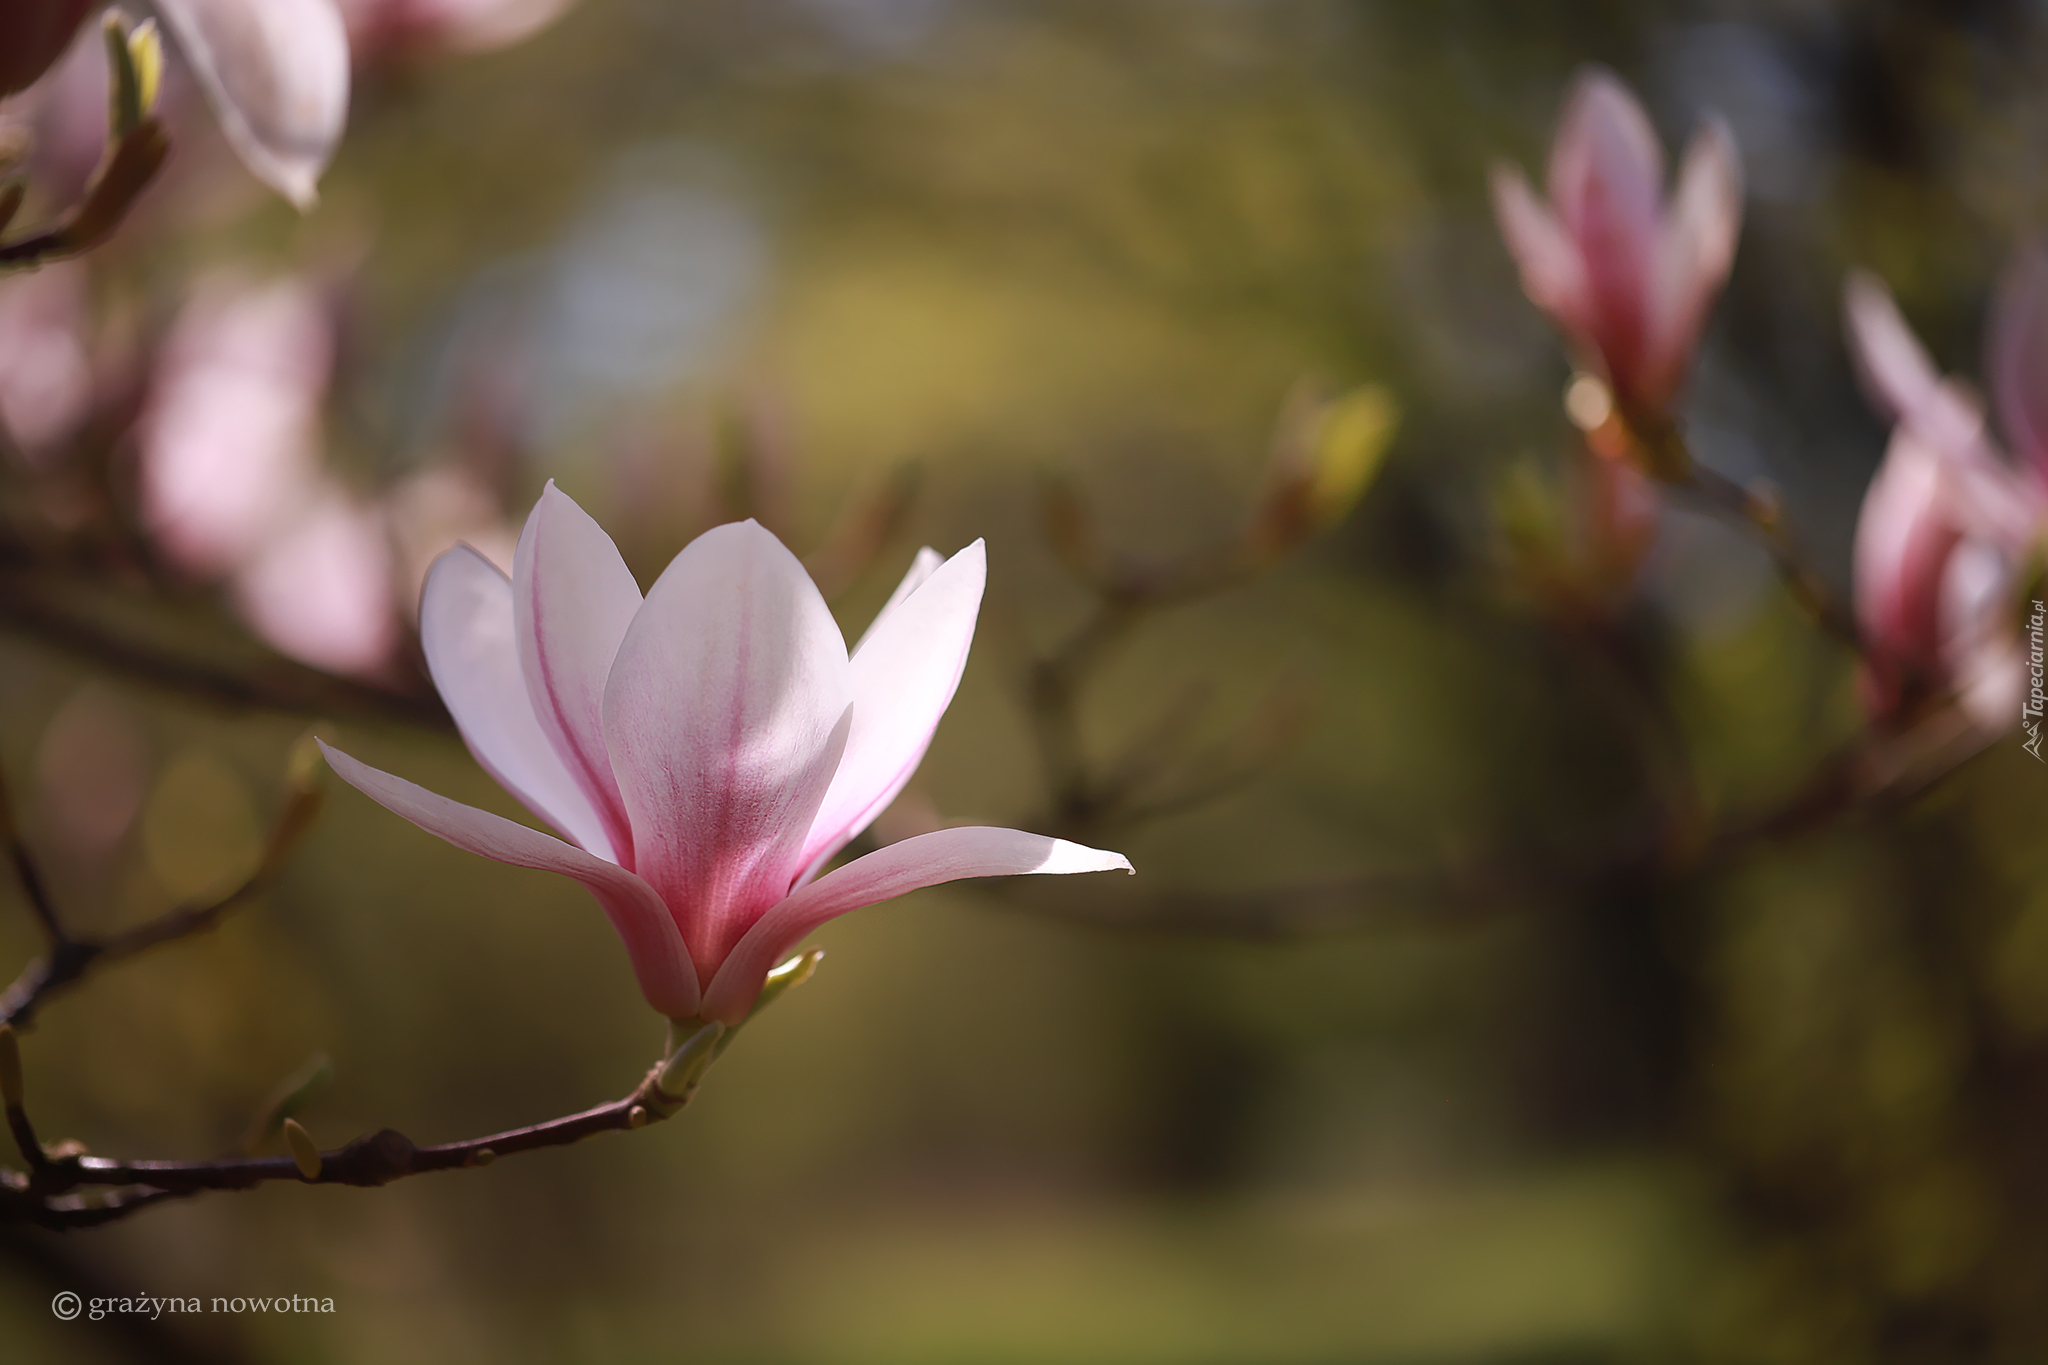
[102,10,156,136]
[472,1147,496,1167]
[282,1118,322,1180]
[1302,385,1397,528]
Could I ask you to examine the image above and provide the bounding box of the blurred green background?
[6,0,2048,1360]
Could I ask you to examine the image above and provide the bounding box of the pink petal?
[232,487,396,676]
[1489,166,1593,340]
[1853,429,1962,672]
[421,543,619,861]
[154,0,351,211]
[601,520,852,976]
[320,740,701,1017]
[797,541,985,881]
[1548,69,1664,396]
[1843,272,1990,463]
[1990,243,2048,484]
[1644,115,1742,404]
[513,483,641,862]
[702,826,1133,1023]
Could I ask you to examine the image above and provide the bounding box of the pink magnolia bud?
[1491,68,1743,415]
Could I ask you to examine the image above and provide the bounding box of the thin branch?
[0,951,821,1231]
[0,570,450,730]
[1676,462,1864,655]
[0,746,323,1030]
[0,758,64,944]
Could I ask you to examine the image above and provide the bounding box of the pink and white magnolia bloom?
[1491,68,1743,415]
[1845,252,2048,727]
[321,485,1132,1023]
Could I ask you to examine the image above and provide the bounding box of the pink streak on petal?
[233,489,396,676]
[702,826,1132,1023]
[421,543,618,861]
[798,541,985,879]
[320,740,701,1017]
[1549,68,1663,400]
[513,482,641,863]
[601,520,852,979]
[1990,242,2048,485]
[1490,166,1593,341]
[1645,116,1742,405]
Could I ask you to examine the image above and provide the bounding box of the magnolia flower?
[1491,68,1743,417]
[1845,253,2048,727]
[2,0,348,209]
[321,486,1132,1023]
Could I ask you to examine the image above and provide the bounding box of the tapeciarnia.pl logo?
[2025,600,2045,762]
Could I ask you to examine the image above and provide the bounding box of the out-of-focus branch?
[1028,386,1394,838]
[1676,461,1863,655]
[0,738,325,1030]
[0,952,821,1231]
[0,569,451,730]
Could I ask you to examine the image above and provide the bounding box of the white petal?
[421,543,618,861]
[154,0,350,211]
[798,540,984,879]
[513,482,641,861]
[320,741,701,1017]
[701,825,1131,1023]
[601,520,852,973]
[851,546,943,654]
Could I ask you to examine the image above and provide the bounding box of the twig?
[0,743,324,1030]
[0,758,63,944]
[0,952,821,1230]
[0,571,450,730]
[1676,462,1864,656]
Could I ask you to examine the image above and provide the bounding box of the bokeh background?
[5,0,2048,1360]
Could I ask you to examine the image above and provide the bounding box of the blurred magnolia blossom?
[386,465,518,613]
[1492,68,1743,423]
[139,270,330,573]
[0,0,348,210]
[138,270,522,675]
[336,0,574,61]
[233,487,398,675]
[322,485,1132,1023]
[0,261,93,461]
[1846,252,2048,728]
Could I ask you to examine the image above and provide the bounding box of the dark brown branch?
[0,758,63,944]
[0,952,822,1230]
